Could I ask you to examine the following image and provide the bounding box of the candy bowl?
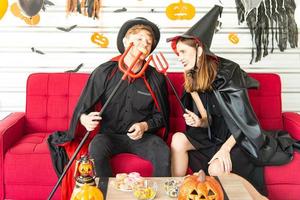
[163,179,181,198]
[132,179,158,200]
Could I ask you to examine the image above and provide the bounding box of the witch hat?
[167,5,223,57]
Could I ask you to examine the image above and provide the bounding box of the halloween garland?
[66,0,101,19]
[235,0,298,63]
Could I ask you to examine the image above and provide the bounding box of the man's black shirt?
[99,69,163,135]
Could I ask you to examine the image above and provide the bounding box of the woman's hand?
[80,112,102,131]
[183,109,208,127]
[208,146,232,173]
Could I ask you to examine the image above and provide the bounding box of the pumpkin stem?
[197,170,206,182]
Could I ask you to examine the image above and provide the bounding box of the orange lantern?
[228,32,240,44]
[166,0,195,20]
[91,33,109,48]
[178,170,224,200]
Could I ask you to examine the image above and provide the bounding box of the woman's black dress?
[183,91,267,195]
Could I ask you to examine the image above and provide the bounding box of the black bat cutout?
[65,63,84,72]
[56,25,77,32]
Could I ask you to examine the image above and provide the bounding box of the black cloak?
[48,56,170,177]
[189,56,297,166]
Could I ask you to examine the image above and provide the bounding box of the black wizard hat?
[167,5,223,57]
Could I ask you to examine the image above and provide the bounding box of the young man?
[48,17,170,199]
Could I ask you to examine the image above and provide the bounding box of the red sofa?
[0,72,300,200]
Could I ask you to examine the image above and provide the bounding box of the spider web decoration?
[235,0,298,64]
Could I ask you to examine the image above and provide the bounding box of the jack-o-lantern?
[91,33,109,48]
[78,160,93,177]
[178,170,224,200]
[228,33,239,44]
[73,184,104,200]
[166,0,195,20]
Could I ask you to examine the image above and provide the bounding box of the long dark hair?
[179,38,218,92]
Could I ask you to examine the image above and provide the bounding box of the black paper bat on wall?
[235,0,298,63]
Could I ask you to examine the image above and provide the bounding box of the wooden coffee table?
[96,174,252,200]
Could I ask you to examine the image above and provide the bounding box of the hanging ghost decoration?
[18,0,44,17]
[235,0,298,63]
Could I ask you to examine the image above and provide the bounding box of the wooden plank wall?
[0,0,299,119]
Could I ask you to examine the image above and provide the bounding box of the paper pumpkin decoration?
[178,170,224,200]
[18,0,44,17]
[11,2,40,25]
[72,184,104,200]
[91,33,109,48]
[166,0,195,20]
[0,0,8,20]
[228,33,239,44]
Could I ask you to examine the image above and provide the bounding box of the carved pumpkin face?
[228,33,239,44]
[78,162,93,176]
[166,0,195,20]
[178,171,224,200]
[73,184,104,200]
[91,32,109,48]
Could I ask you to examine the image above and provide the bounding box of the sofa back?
[25,72,283,133]
[167,73,283,133]
[25,73,89,133]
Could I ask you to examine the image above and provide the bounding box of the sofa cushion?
[4,132,57,186]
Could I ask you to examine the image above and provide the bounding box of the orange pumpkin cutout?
[166,0,195,20]
[228,33,239,44]
[73,184,104,200]
[91,33,109,48]
[178,170,224,200]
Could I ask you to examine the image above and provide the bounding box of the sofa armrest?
[0,112,26,153]
[283,112,300,140]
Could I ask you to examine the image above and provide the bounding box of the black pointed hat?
[167,5,223,56]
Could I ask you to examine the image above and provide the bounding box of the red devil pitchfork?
[48,42,152,199]
[152,52,185,112]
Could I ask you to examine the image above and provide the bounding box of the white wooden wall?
[0,0,300,119]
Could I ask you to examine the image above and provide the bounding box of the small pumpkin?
[228,32,239,44]
[166,0,195,20]
[178,170,224,200]
[72,184,104,200]
[0,0,8,20]
[91,32,109,48]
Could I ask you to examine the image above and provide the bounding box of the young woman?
[168,5,297,199]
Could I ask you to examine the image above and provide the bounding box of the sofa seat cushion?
[265,152,300,185]
[4,133,57,186]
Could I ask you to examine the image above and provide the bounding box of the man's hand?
[127,122,148,140]
[208,146,232,174]
[80,112,102,131]
[183,109,208,127]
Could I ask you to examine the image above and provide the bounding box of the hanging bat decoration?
[31,47,45,55]
[113,7,127,13]
[42,0,55,11]
[65,63,84,72]
[56,25,77,32]
[235,0,298,63]
[66,0,101,19]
